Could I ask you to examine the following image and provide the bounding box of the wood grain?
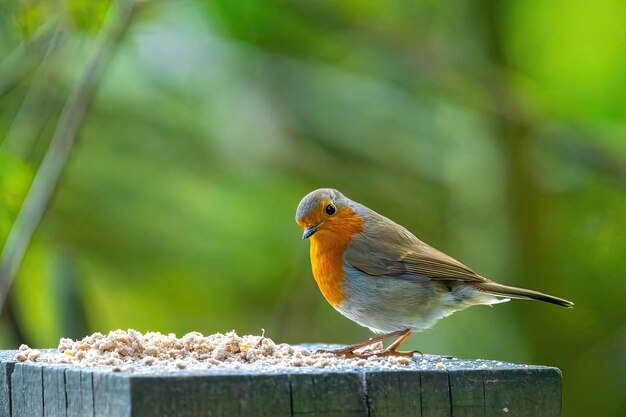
[0,350,561,417]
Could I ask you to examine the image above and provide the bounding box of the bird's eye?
[325,204,336,215]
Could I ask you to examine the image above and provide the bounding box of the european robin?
[295,188,574,357]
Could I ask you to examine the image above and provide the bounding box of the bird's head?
[295,188,363,240]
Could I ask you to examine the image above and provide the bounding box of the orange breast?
[309,209,364,307]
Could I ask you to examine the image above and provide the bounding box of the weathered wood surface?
[0,349,562,417]
[0,351,17,417]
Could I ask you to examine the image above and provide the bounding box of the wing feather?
[345,210,487,283]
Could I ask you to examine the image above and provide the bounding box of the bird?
[295,188,574,357]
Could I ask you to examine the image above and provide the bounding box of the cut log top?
[0,346,562,417]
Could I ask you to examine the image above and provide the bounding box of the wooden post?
[0,348,561,417]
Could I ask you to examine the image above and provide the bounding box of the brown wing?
[345,211,487,283]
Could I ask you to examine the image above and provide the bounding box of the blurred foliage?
[64,0,112,32]
[1,0,625,415]
[0,154,32,238]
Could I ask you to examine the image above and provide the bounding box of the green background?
[1,1,625,415]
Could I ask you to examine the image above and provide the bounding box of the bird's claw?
[314,348,369,358]
[314,347,422,359]
[376,348,422,357]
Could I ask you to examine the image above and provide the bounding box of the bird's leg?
[316,329,422,358]
[315,329,408,358]
[376,329,422,357]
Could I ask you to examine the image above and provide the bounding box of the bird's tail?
[474,281,574,308]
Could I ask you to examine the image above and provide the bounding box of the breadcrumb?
[15,329,416,371]
[27,350,40,361]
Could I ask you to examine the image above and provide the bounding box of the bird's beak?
[302,225,318,239]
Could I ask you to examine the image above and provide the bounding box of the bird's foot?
[312,329,420,359]
[315,346,421,359]
[314,347,369,358]
[374,347,422,357]
[314,340,384,358]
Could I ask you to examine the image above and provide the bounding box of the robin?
[295,188,573,357]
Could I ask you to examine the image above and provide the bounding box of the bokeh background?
[1,0,625,415]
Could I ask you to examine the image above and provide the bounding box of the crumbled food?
[27,349,40,361]
[14,329,418,371]
[435,362,445,370]
[58,338,73,352]
[397,357,411,365]
[16,345,40,362]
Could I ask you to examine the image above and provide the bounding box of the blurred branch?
[0,19,63,98]
[478,0,571,364]
[1,29,65,157]
[0,0,139,312]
